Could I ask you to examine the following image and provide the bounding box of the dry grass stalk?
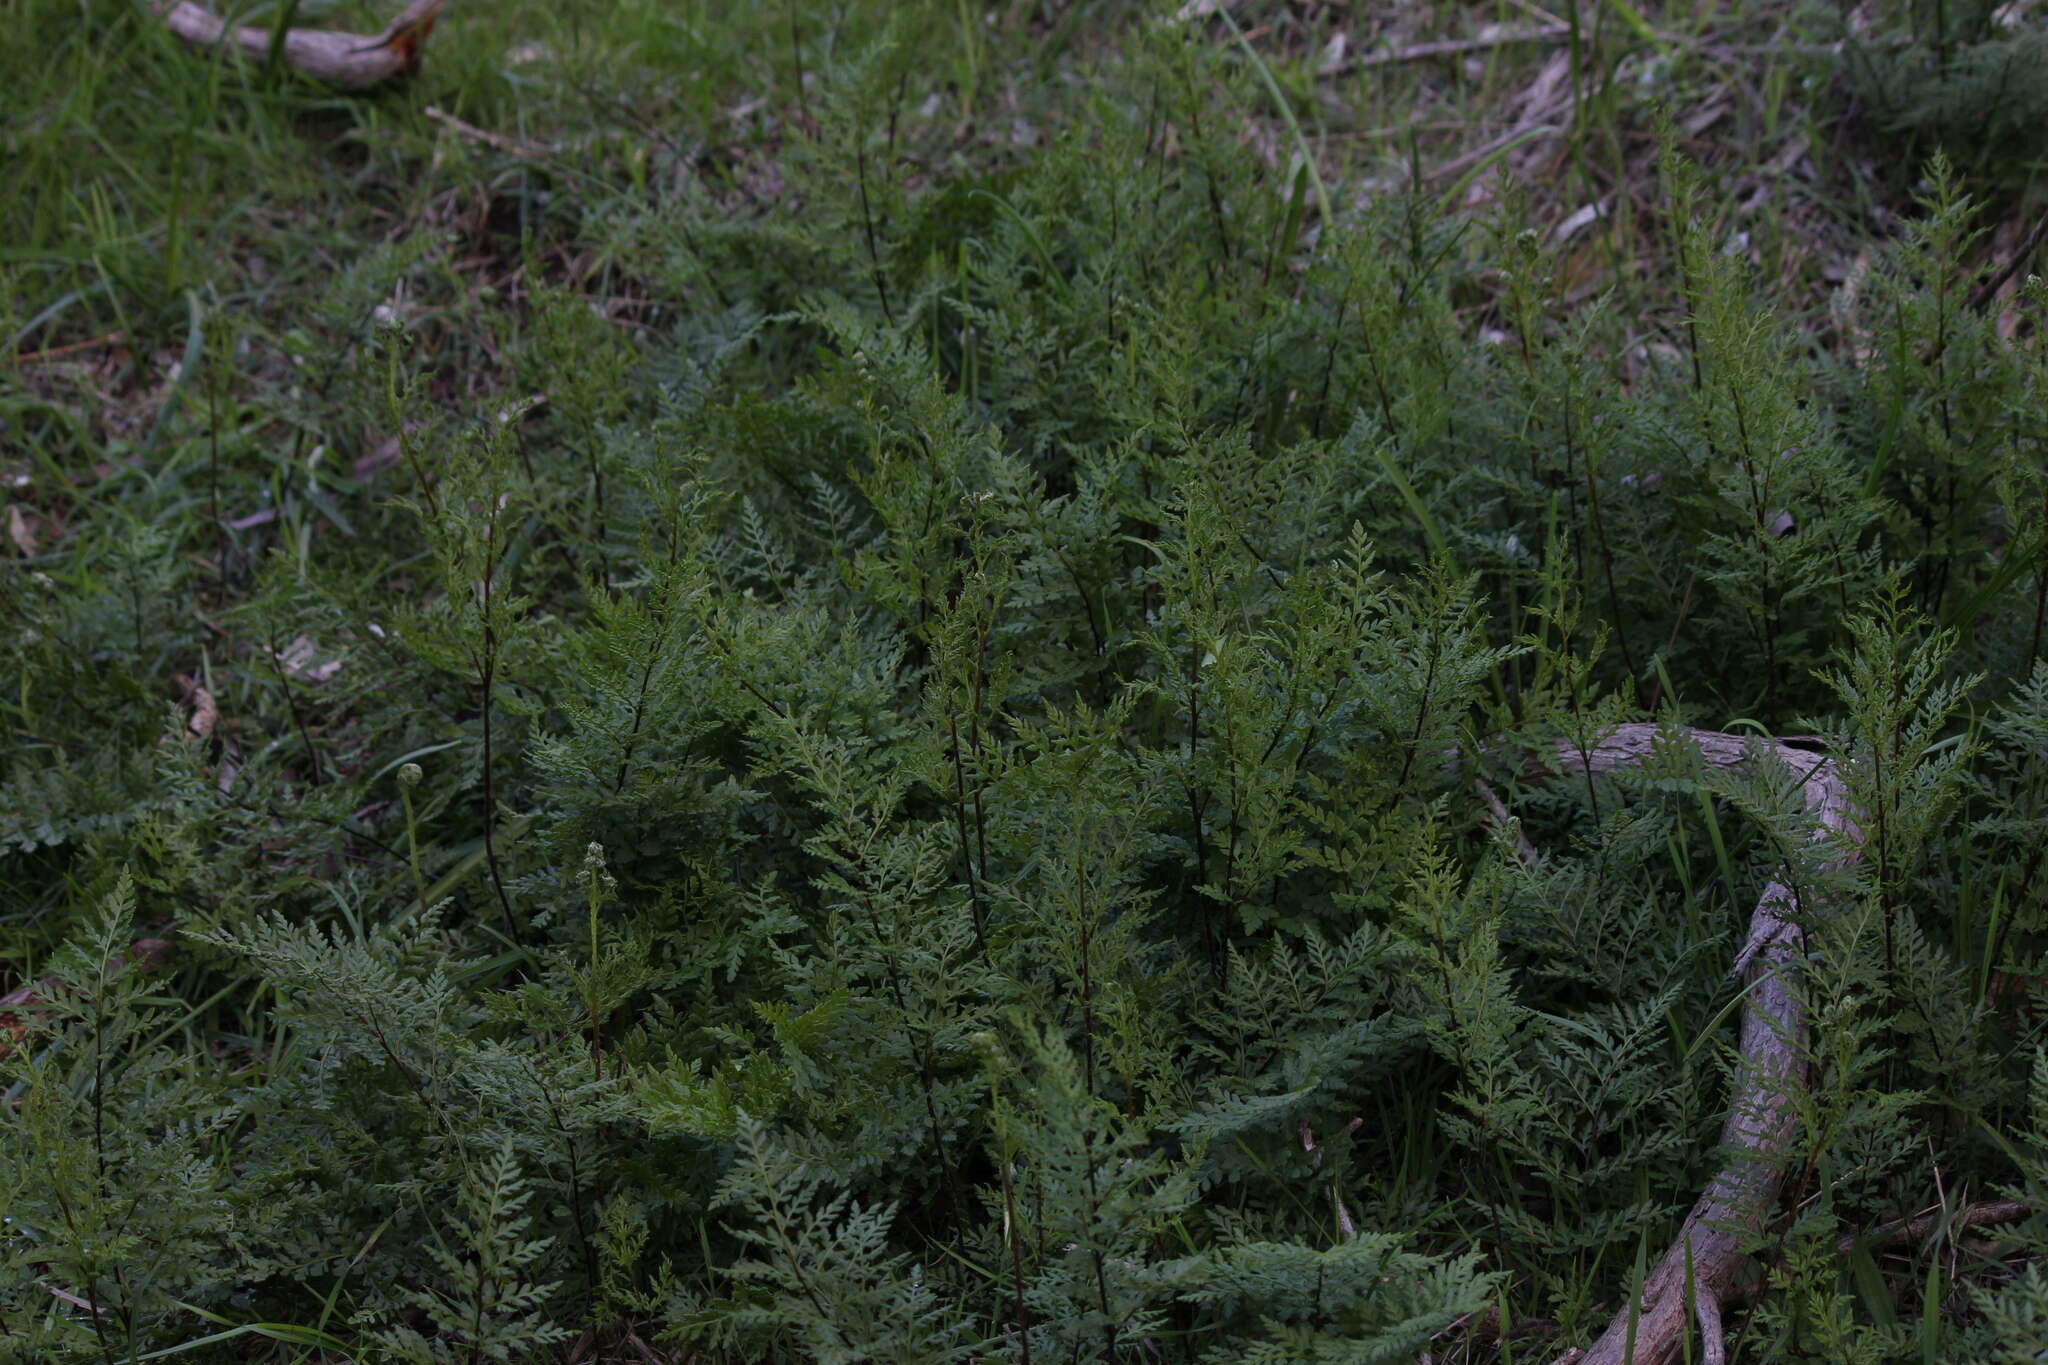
[1324,25,1571,74]
[423,104,556,158]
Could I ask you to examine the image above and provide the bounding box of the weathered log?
[151,0,447,90]
[1535,724,1856,1365]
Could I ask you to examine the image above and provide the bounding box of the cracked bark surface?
[1533,724,1855,1365]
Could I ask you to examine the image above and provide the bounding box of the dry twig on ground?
[151,0,446,89]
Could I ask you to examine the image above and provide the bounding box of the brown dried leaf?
[1831,249,1874,365]
[5,503,36,556]
[275,635,345,682]
[355,436,403,481]
[186,681,218,738]
[275,635,318,676]
[163,673,219,743]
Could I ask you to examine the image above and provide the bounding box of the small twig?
[1326,25,1570,74]
[1502,0,1569,24]
[1968,207,2048,313]
[1713,1196,2039,1314]
[1838,1199,2035,1256]
[1438,1304,1563,1345]
[1423,91,1573,186]
[1474,776,1541,870]
[41,1283,106,1315]
[423,105,557,158]
[8,331,122,365]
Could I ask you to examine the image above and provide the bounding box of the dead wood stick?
[1474,775,1541,870]
[1838,1199,2035,1256]
[1532,723,1857,1365]
[1422,84,1574,187]
[1325,25,1570,74]
[423,104,555,157]
[1968,207,2048,313]
[1710,1197,2039,1312]
[151,0,447,90]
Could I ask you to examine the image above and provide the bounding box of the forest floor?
[7,3,2048,1363]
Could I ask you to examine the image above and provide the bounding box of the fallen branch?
[1838,1199,2035,1257]
[1528,724,1856,1365]
[151,0,447,90]
[423,104,556,157]
[1703,1197,2040,1315]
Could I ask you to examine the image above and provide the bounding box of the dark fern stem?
[478,496,518,941]
[2030,488,2047,670]
[271,622,325,787]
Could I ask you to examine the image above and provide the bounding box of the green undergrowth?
[5,2,2048,1362]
